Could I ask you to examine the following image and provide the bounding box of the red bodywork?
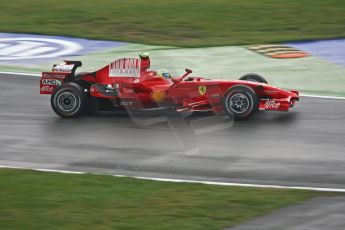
[40,56,299,113]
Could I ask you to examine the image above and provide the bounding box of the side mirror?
[185,68,193,74]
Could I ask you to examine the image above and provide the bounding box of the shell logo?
[150,89,166,103]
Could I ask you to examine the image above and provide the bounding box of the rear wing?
[52,60,82,75]
[40,60,82,95]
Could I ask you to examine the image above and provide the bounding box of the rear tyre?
[239,73,268,84]
[222,85,259,120]
[51,82,86,118]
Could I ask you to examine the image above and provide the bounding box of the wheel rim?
[57,91,79,113]
[228,93,250,113]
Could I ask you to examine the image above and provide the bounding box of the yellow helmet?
[157,69,171,79]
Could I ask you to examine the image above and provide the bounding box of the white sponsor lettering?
[265,90,278,95]
[42,73,66,78]
[109,58,140,77]
[264,100,280,109]
[120,101,134,106]
[52,62,74,72]
[42,79,62,86]
[40,85,54,92]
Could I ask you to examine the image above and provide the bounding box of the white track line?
[0,71,40,77]
[300,94,345,100]
[1,165,345,193]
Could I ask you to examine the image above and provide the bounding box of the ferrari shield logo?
[198,86,207,95]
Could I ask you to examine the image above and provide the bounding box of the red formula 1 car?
[40,53,299,119]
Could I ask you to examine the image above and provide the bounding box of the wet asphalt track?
[1,73,345,190]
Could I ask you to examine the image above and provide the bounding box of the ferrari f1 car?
[40,53,299,119]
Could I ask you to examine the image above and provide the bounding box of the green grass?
[0,169,325,230]
[1,0,344,47]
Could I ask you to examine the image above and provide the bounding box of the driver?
[157,69,171,79]
[156,69,176,84]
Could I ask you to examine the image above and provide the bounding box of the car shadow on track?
[46,109,300,135]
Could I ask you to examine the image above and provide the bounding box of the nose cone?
[288,90,299,100]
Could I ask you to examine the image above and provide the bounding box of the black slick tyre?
[222,85,259,120]
[50,82,86,118]
[239,73,268,84]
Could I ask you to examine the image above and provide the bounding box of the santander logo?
[0,37,82,60]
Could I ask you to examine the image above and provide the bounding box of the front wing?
[259,97,298,111]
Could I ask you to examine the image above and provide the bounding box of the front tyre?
[223,85,259,120]
[51,82,86,118]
